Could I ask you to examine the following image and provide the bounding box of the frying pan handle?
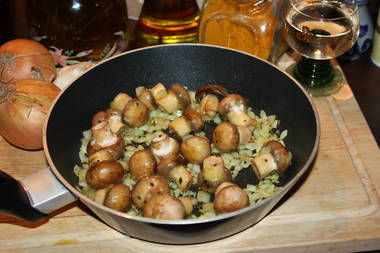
[0,168,76,222]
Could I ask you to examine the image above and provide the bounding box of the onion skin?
[0,39,56,84]
[0,79,61,150]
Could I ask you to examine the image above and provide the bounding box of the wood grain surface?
[1,76,380,252]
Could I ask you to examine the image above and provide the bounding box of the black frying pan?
[1,44,320,244]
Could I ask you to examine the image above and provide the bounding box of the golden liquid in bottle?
[131,0,200,48]
[27,0,129,64]
[198,0,276,60]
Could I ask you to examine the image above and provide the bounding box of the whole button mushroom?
[251,140,292,180]
[128,149,157,179]
[156,84,191,113]
[218,94,253,127]
[195,84,229,119]
[168,108,204,138]
[136,86,157,111]
[156,153,185,177]
[150,132,180,161]
[104,184,132,212]
[86,160,124,189]
[131,175,169,209]
[214,182,249,214]
[87,121,125,160]
[143,193,186,220]
[180,136,211,164]
[213,122,239,153]
[123,98,150,127]
[198,156,232,193]
[213,122,253,153]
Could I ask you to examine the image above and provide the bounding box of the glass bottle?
[198,0,276,60]
[26,0,129,66]
[130,0,201,49]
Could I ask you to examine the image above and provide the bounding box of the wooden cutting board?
[1,73,380,252]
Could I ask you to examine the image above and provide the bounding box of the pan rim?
[43,43,321,225]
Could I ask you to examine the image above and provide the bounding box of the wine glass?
[284,0,359,97]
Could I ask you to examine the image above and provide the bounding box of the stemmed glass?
[284,0,359,97]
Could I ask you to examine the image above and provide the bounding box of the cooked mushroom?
[218,94,253,127]
[197,156,232,193]
[87,121,125,159]
[213,122,252,152]
[251,140,292,180]
[156,84,191,113]
[122,98,150,127]
[213,122,239,153]
[199,94,219,119]
[104,183,132,212]
[128,149,157,179]
[168,84,191,110]
[136,86,156,111]
[110,92,132,111]
[131,175,169,209]
[180,136,211,164]
[168,165,193,192]
[106,109,125,133]
[195,84,229,102]
[93,187,110,205]
[214,182,249,214]
[150,82,168,102]
[88,149,114,167]
[178,197,193,216]
[86,160,124,189]
[91,109,125,133]
[168,108,204,138]
[156,153,185,177]
[143,193,186,219]
[150,133,180,161]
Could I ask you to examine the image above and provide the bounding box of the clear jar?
[27,0,129,65]
[198,0,276,60]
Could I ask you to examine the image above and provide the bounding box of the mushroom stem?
[110,93,132,111]
[157,91,179,113]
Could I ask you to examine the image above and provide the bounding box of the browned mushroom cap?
[180,136,211,164]
[183,108,204,132]
[195,84,229,102]
[88,149,114,167]
[260,140,292,174]
[104,184,132,212]
[156,153,185,177]
[214,182,249,214]
[131,175,169,209]
[86,160,124,189]
[143,193,186,220]
[217,94,249,117]
[128,149,157,179]
[122,98,150,127]
[198,156,232,193]
[136,86,157,111]
[213,122,239,153]
[168,84,191,110]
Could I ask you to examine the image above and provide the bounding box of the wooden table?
[1,61,380,252]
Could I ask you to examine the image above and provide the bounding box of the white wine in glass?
[284,0,359,97]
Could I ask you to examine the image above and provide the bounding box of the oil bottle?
[26,0,129,65]
[131,0,201,48]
